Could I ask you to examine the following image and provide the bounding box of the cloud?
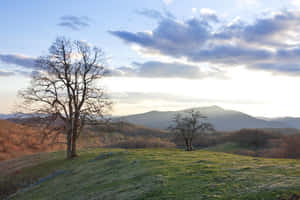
[107,61,227,79]
[136,8,175,21]
[0,70,15,77]
[110,9,300,75]
[0,54,36,69]
[0,54,39,77]
[291,0,300,7]
[136,9,164,20]
[200,8,219,22]
[58,15,91,30]
[110,18,211,57]
[111,92,265,105]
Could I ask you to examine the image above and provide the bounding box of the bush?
[173,132,227,148]
[226,129,279,149]
[279,135,300,158]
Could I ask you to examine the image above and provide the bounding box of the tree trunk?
[71,128,78,158]
[185,138,189,151]
[66,130,72,159]
[186,138,193,151]
[188,138,193,151]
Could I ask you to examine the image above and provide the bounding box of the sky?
[2,0,300,117]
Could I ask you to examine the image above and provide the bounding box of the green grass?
[6,148,300,200]
[205,142,243,152]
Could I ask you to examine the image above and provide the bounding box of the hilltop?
[2,148,300,200]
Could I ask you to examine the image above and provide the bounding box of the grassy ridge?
[6,148,300,200]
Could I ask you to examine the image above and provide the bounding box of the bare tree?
[19,37,112,159]
[169,109,214,151]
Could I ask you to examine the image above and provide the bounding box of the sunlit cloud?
[291,0,300,7]
[110,9,300,76]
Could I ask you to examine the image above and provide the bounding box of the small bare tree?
[169,109,214,151]
[19,37,112,159]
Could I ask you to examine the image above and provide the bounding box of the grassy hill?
[2,148,300,200]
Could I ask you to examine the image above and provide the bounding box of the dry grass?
[0,120,64,161]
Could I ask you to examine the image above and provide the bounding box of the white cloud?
[291,0,300,7]
[200,8,216,16]
[199,8,219,22]
[192,8,197,13]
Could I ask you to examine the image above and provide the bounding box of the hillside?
[2,148,300,200]
[0,120,64,161]
[0,119,170,161]
[118,106,291,131]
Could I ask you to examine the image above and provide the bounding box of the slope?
[2,148,300,200]
[0,120,64,161]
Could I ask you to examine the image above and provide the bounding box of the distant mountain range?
[115,106,300,131]
[0,113,18,119]
[0,113,44,119]
[2,106,300,131]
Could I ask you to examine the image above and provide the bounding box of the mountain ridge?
[115,105,296,131]
[2,105,300,131]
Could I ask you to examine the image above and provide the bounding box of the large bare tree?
[19,37,112,159]
[169,110,214,151]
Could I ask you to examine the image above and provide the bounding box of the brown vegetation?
[3,116,300,162]
[0,120,64,161]
[191,128,300,159]
[0,119,174,161]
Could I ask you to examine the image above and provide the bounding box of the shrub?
[173,132,227,148]
[279,135,300,158]
[226,129,278,149]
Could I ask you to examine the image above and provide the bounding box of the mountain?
[0,113,18,119]
[267,117,300,129]
[116,106,292,131]
[1,106,298,132]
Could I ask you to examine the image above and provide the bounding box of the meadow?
[2,148,300,200]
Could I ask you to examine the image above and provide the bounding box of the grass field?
[3,148,300,200]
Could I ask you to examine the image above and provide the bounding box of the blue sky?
[1,0,300,117]
[0,0,293,64]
